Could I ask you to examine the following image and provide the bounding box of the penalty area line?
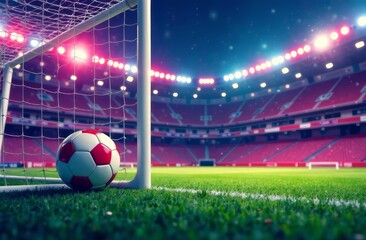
[152,186,366,209]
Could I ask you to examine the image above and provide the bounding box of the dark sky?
[151,0,366,78]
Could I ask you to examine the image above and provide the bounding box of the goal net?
[0,0,151,191]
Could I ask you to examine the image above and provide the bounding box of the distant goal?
[307,162,340,170]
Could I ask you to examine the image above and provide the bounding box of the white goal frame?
[0,0,151,192]
[307,162,339,170]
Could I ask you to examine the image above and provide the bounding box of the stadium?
[1,0,366,239]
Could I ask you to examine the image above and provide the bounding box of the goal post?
[0,0,151,191]
[307,162,340,170]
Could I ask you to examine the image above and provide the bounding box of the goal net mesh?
[0,0,140,188]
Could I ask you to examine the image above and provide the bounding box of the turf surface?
[0,167,365,239]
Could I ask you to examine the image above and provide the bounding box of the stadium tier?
[2,58,366,168]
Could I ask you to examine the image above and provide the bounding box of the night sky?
[151,0,366,78]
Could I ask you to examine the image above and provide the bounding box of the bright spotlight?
[0,28,8,38]
[120,86,127,91]
[260,82,266,88]
[355,41,365,49]
[340,26,350,35]
[126,76,134,82]
[193,93,198,99]
[57,46,66,55]
[285,84,290,89]
[303,45,311,52]
[30,39,40,48]
[71,47,88,61]
[234,71,242,79]
[295,73,302,79]
[124,64,131,71]
[107,60,113,66]
[314,35,329,50]
[330,32,339,40]
[249,67,255,74]
[70,75,77,81]
[281,67,289,74]
[221,92,227,97]
[131,66,138,73]
[358,16,366,27]
[97,80,104,86]
[45,75,51,81]
[223,75,229,81]
[91,55,99,63]
[173,92,178,98]
[153,89,158,95]
[325,62,334,69]
[232,83,239,89]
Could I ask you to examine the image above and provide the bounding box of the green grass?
[1,167,366,239]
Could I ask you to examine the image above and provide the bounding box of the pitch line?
[152,187,366,209]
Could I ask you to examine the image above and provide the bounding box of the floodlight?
[303,45,311,52]
[172,92,178,97]
[131,66,138,73]
[126,76,134,82]
[193,93,198,99]
[234,71,242,79]
[45,75,51,81]
[330,32,339,40]
[221,92,227,97]
[71,47,88,61]
[355,41,365,49]
[232,83,239,89]
[91,55,99,63]
[223,75,229,81]
[260,82,266,88]
[97,80,104,86]
[340,26,350,35]
[314,35,329,50]
[325,62,333,69]
[358,16,366,27]
[70,75,77,81]
[30,39,40,47]
[153,89,158,95]
[295,73,302,79]
[57,46,66,55]
[281,67,289,74]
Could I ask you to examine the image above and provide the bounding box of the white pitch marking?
[152,187,366,209]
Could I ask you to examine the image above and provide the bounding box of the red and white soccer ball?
[56,129,120,190]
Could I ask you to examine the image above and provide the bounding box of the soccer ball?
[56,129,120,190]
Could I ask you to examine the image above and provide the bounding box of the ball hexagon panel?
[58,142,75,163]
[91,143,112,165]
[63,130,82,143]
[72,133,100,152]
[56,161,73,184]
[96,133,116,150]
[70,176,93,191]
[68,152,96,176]
[89,165,112,187]
[110,149,121,174]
